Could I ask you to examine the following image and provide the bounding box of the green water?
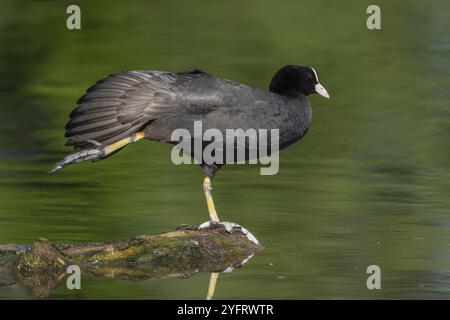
[0,0,449,299]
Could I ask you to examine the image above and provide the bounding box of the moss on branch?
[0,225,262,297]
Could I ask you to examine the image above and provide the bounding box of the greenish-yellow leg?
[203,176,220,223]
[206,272,219,300]
[198,177,260,245]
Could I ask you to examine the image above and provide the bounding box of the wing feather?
[65,69,219,149]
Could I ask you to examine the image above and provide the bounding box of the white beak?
[314,83,330,99]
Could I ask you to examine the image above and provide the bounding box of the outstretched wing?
[65,69,219,149]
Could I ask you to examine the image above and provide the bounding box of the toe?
[221,222,234,233]
[198,221,260,245]
[238,226,260,245]
[198,221,212,229]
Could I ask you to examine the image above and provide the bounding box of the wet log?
[0,225,262,297]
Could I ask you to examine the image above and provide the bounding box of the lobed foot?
[198,221,260,245]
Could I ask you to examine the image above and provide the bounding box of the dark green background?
[0,0,449,299]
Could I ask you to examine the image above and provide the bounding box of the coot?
[50,65,329,243]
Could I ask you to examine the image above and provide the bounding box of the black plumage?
[51,65,329,237]
[59,65,329,177]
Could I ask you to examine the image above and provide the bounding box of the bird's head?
[269,65,330,99]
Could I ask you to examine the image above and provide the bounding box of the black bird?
[50,65,329,243]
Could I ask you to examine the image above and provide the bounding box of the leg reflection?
[206,272,219,300]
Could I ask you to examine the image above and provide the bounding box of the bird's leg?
[103,131,145,156]
[203,176,220,223]
[206,272,219,300]
[49,131,146,173]
[198,176,260,245]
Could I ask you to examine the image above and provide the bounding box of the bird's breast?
[276,99,312,150]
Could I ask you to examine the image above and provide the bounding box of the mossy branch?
[0,225,262,297]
